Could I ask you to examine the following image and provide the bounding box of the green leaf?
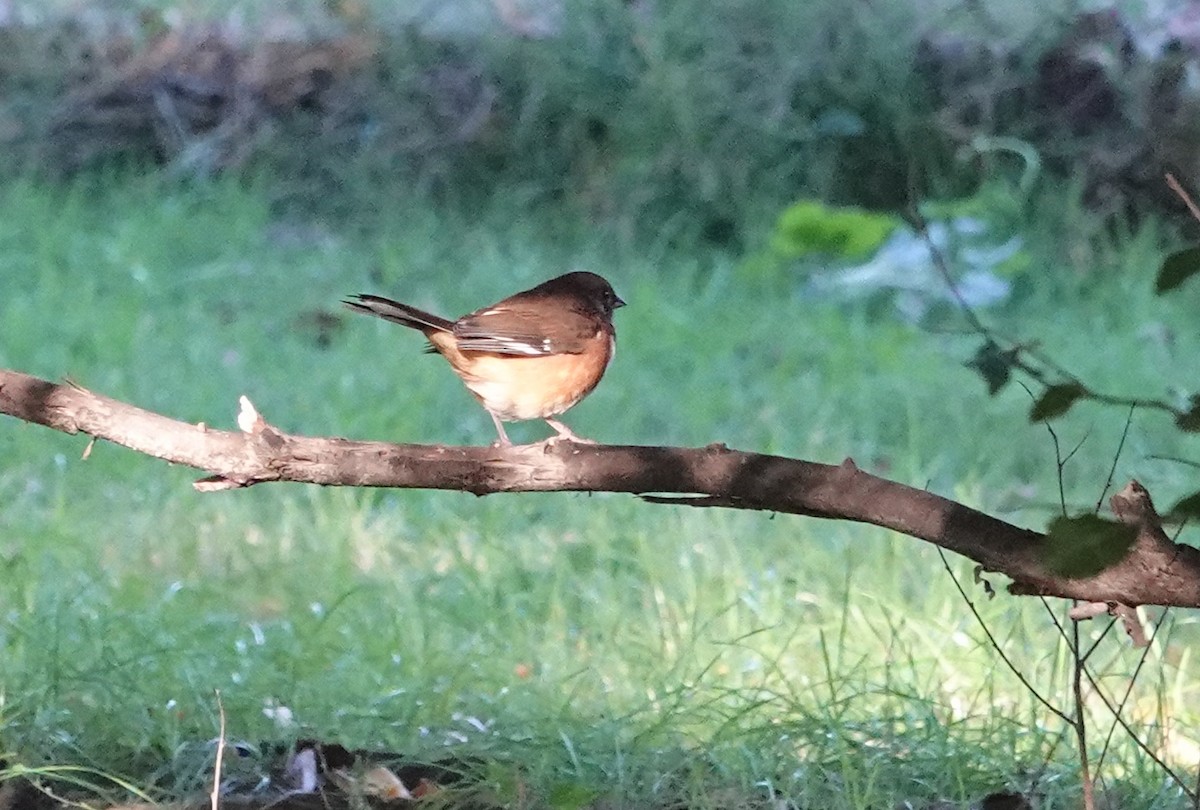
[1043,515,1138,578]
[966,340,1014,395]
[1167,490,1200,521]
[1175,395,1200,432]
[1156,246,1200,294]
[1030,382,1087,422]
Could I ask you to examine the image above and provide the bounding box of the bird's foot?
[544,418,596,445]
[489,413,514,447]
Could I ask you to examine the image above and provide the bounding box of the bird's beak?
[614,295,626,309]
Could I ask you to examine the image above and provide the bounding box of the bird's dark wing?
[453,304,601,355]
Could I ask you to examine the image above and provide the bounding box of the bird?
[344,271,624,446]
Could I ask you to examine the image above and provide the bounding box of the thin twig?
[1048,411,1093,809]
[1041,410,1072,518]
[1094,611,1166,775]
[1061,429,1091,470]
[912,208,1179,420]
[1082,656,1194,799]
[1079,617,1117,665]
[1072,619,1095,810]
[1194,748,1200,810]
[1166,172,1200,225]
[1011,352,1176,416]
[1095,405,1136,514]
[905,204,989,334]
[211,690,226,810]
[937,549,1071,724]
[1039,596,1072,647]
[1084,390,1176,415]
[1148,454,1200,470]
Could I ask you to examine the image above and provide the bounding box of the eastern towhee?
[345,271,624,446]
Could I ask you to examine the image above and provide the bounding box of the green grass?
[2,171,1200,808]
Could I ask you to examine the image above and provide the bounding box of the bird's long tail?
[343,294,454,333]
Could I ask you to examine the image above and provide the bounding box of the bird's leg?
[489,412,513,447]
[544,418,596,444]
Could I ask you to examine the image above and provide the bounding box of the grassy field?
[2,170,1200,808]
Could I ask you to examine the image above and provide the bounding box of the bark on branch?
[3,367,1199,607]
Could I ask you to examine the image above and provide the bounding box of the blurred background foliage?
[1,0,1198,248]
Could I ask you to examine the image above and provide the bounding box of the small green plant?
[771,200,899,260]
[739,199,900,285]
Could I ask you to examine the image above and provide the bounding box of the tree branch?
[4,367,1200,607]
